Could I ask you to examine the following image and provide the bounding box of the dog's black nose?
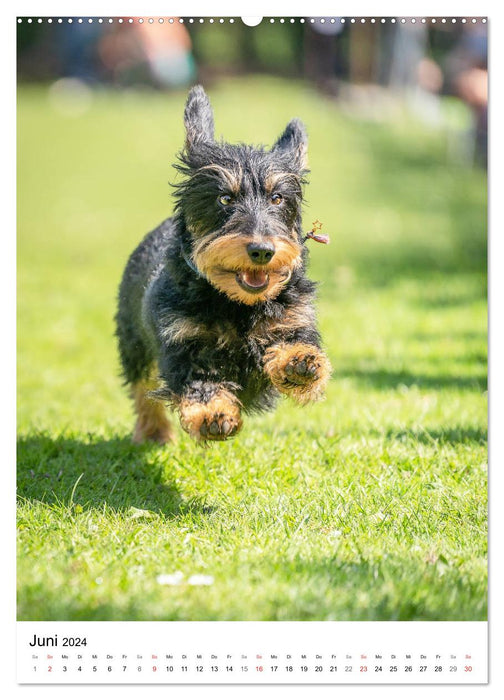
[247,242,275,265]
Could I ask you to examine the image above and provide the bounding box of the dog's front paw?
[178,388,242,442]
[284,353,321,385]
[264,343,331,404]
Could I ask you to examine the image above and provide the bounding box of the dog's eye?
[218,194,233,206]
[270,193,283,205]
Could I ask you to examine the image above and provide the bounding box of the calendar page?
[16,6,488,688]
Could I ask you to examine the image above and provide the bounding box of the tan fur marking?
[132,377,175,444]
[264,171,301,193]
[160,317,240,347]
[275,305,316,331]
[177,388,242,442]
[262,302,316,336]
[194,233,301,273]
[263,342,332,404]
[192,233,302,305]
[197,164,242,194]
[160,318,205,344]
[248,301,316,348]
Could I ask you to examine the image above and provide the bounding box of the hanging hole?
[241,17,262,27]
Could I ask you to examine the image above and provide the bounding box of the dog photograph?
[17,16,487,624]
[117,84,331,445]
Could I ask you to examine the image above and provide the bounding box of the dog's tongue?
[242,270,268,288]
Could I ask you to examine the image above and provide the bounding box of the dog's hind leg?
[131,376,175,445]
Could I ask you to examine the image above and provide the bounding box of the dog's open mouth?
[235,270,270,294]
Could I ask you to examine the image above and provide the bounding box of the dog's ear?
[184,85,215,150]
[271,118,308,171]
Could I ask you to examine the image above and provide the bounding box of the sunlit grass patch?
[17,77,486,621]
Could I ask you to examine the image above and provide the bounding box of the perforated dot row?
[16,17,236,24]
[16,17,488,25]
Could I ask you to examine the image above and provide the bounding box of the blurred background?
[18,17,488,164]
[17,17,487,432]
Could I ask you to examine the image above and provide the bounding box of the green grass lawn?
[17,77,487,621]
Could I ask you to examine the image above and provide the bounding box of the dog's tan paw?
[178,389,242,442]
[263,343,331,404]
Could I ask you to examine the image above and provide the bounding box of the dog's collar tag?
[303,220,330,245]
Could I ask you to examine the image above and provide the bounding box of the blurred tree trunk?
[349,23,378,83]
[240,24,261,72]
[303,23,339,93]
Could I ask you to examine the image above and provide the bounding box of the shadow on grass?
[17,433,206,518]
[348,127,487,286]
[411,331,486,343]
[385,426,487,446]
[334,367,487,392]
[412,286,488,309]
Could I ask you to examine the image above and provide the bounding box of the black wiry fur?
[115,86,327,434]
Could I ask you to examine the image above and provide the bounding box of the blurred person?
[304,18,344,95]
[389,21,429,90]
[98,19,195,88]
[97,22,144,84]
[444,24,487,165]
[57,21,104,82]
[135,20,195,88]
[387,22,446,127]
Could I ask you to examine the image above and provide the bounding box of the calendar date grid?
[17,621,487,684]
[29,649,476,678]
